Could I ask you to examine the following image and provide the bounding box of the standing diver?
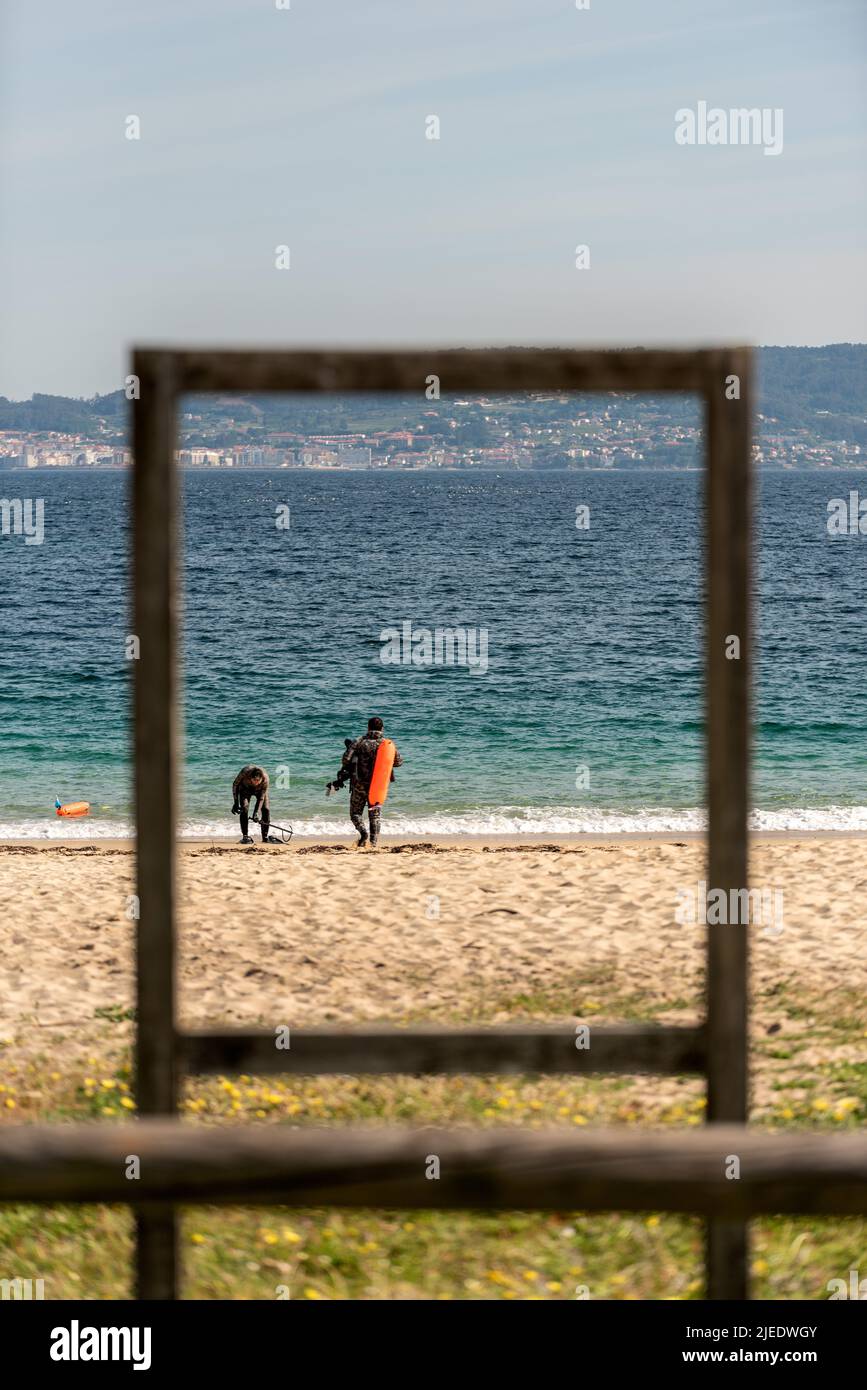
[232,764,281,844]
[330,717,402,848]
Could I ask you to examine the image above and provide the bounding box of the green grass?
[1,978,865,1300]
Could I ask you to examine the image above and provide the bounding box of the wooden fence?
[4,347,860,1301]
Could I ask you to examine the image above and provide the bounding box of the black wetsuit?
[232,765,271,842]
[326,739,356,794]
[341,732,402,845]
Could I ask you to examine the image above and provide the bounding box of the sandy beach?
[1,833,865,1301]
[1,837,864,1103]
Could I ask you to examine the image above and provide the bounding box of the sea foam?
[5,804,867,839]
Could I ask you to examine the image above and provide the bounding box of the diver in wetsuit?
[339,717,403,848]
[232,765,280,844]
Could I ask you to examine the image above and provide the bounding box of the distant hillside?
[0,390,127,434]
[1,345,864,445]
[757,344,866,441]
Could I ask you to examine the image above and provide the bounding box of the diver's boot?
[240,835,253,844]
[354,832,368,849]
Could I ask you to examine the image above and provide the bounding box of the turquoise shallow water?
[1,468,865,836]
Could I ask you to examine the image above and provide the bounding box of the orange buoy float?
[367,738,396,808]
[55,798,90,818]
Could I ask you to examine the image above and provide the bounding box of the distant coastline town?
[0,406,863,473]
[1,345,864,471]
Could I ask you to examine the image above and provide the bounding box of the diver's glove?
[231,804,240,815]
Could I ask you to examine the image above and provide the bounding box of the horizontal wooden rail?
[2,1124,866,1215]
[134,346,730,397]
[179,1024,706,1076]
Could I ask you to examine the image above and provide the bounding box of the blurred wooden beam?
[135,346,725,396]
[180,1025,707,1076]
[132,350,180,1299]
[703,348,753,1298]
[1,1124,865,1215]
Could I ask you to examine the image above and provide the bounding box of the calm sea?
[1,468,865,837]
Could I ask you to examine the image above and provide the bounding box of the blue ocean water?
[1,467,865,837]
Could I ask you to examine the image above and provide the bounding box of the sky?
[1,0,865,399]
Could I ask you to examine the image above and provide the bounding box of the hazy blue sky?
[1,0,864,398]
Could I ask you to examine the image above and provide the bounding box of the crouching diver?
[232,764,281,844]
